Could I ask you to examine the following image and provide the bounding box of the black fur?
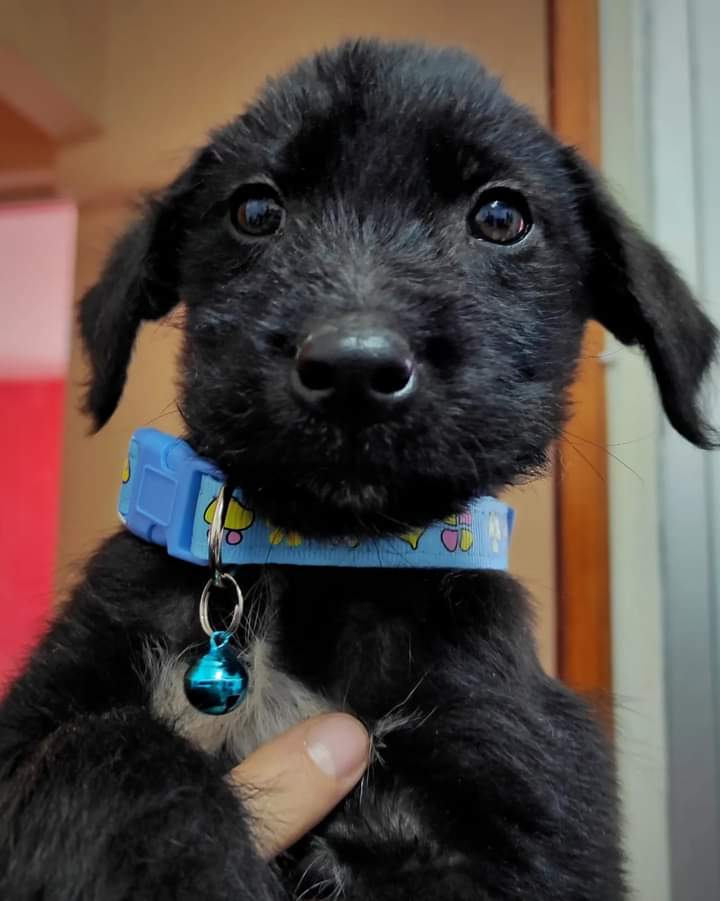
[1,40,716,900]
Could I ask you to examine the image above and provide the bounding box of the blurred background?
[0,1,717,898]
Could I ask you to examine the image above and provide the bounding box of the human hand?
[230,713,370,858]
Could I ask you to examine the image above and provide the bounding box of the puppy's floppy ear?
[565,147,718,448]
[79,152,207,430]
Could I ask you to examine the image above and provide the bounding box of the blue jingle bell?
[184,630,249,715]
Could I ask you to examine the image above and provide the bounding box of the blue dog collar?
[118,428,514,571]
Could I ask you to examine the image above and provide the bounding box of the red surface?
[0,379,65,686]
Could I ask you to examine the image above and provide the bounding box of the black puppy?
[0,41,715,901]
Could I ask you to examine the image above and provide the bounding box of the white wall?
[651,1,720,899]
[601,3,671,898]
[603,1,720,898]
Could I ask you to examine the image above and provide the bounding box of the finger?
[230,713,370,859]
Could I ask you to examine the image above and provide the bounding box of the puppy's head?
[81,40,716,536]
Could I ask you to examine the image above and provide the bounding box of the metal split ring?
[201,482,244,636]
[198,571,244,637]
[208,482,235,585]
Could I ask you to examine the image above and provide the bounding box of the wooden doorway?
[550,0,612,709]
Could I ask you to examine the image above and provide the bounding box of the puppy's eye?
[468,189,532,245]
[230,186,285,237]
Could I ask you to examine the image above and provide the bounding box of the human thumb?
[230,713,370,859]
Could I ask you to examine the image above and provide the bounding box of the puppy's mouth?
[218,447,484,540]
[241,480,458,539]
[191,408,499,539]
[244,476,394,537]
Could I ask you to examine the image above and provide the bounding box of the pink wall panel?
[0,201,76,685]
[0,201,77,377]
[0,380,66,682]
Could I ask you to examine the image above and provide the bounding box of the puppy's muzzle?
[291,320,417,422]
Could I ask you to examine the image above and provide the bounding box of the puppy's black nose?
[291,325,416,417]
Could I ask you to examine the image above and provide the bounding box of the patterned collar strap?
[119,428,514,571]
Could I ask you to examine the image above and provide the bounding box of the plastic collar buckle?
[121,428,221,565]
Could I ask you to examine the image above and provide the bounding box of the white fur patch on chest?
[147,632,333,762]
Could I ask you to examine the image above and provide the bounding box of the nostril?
[267,332,297,358]
[297,359,335,392]
[370,361,414,395]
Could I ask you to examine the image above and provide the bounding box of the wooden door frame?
[549,0,612,708]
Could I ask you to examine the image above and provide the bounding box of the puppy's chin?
[238,472,477,540]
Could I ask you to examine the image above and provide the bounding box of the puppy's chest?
[148,567,459,762]
[148,626,333,762]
